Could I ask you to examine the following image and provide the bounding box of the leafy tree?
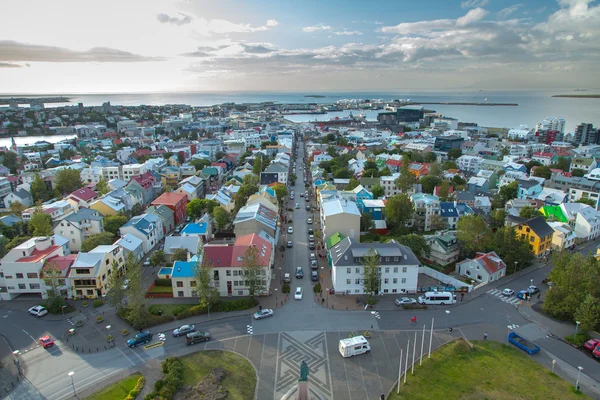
[104,260,126,309]
[131,203,145,217]
[524,160,542,174]
[447,148,462,160]
[327,146,337,157]
[371,184,384,199]
[423,152,436,163]
[533,165,552,179]
[437,180,451,201]
[344,178,360,191]
[150,250,166,266]
[490,209,507,229]
[163,152,174,160]
[457,215,490,257]
[326,133,337,142]
[96,178,110,196]
[234,175,259,211]
[429,214,446,231]
[441,161,458,170]
[81,232,115,252]
[451,175,466,187]
[362,248,381,304]
[189,158,211,171]
[499,181,519,204]
[104,215,128,236]
[177,152,185,165]
[194,254,219,311]
[9,201,26,217]
[362,168,380,178]
[172,248,188,262]
[242,246,267,298]
[6,236,31,252]
[576,198,597,207]
[379,166,391,176]
[272,184,288,203]
[419,175,441,194]
[487,226,533,273]
[333,168,351,179]
[252,155,262,175]
[552,157,571,172]
[427,162,442,178]
[212,207,231,230]
[360,213,374,232]
[384,194,413,233]
[260,141,271,149]
[2,151,18,173]
[54,169,84,195]
[121,253,146,329]
[571,168,586,177]
[394,162,414,193]
[396,234,430,259]
[519,206,543,219]
[42,261,68,313]
[31,173,51,203]
[187,198,218,220]
[574,294,600,333]
[29,209,53,236]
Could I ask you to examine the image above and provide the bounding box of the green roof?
[326,232,346,249]
[540,205,567,223]
[572,157,593,166]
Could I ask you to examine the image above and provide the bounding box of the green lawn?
[84,373,142,400]
[148,285,173,294]
[148,303,195,316]
[180,350,256,400]
[388,340,588,400]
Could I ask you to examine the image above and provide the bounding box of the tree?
[327,146,337,157]
[104,215,128,236]
[499,181,519,204]
[427,162,442,178]
[490,209,507,229]
[441,161,458,170]
[104,260,126,309]
[456,215,490,257]
[96,178,110,196]
[163,152,174,160]
[429,214,446,231]
[344,178,360,191]
[194,256,220,311]
[438,180,451,201]
[9,201,26,217]
[2,151,18,173]
[396,234,430,259]
[252,155,262,175]
[447,148,462,160]
[362,168,380,178]
[533,165,552,179]
[6,236,31,252]
[419,175,441,194]
[576,198,597,207]
[31,173,51,203]
[54,169,84,195]
[150,250,166,266]
[212,207,231,230]
[394,162,414,194]
[242,246,267,298]
[260,141,271,149]
[519,206,543,219]
[122,253,146,329]
[552,157,571,172]
[272,184,288,203]
[42,261,68,313]
[29,209,53,236]
[187,198,218,220]
[571,168,586,177]
[574,294,600,333]
[385,194,413,233]
[81,232,115,252]
[172,248,189,262]
[423,152,436,163]
[131,203,144,217]
[371,184,384,199]
[333,168,351,179]
[360,213,374,232]
[189,158,211,171]
[177,152,185,165]
[362,248,381,304]
[524,160,542,174]
[488,226,533,273]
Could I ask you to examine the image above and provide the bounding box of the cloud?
[266,19,279,27]
[497,4,523,19]
[156,12,193,26]
[332,30,363,36]
[456,7,489,25]
[461,0,489,9]
[302,24,331,33]
[202,19,278,34]
[0,40,164,63]
[240,44,275,54]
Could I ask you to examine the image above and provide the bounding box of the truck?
[339,336,371,358]
[507,332,540,355]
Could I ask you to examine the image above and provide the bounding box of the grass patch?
[148,285,173,294]
[84,373,142,400]
[180,350,256,400]
[148,303,195,316]
[388,339,590,400]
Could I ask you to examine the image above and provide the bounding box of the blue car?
[517,290,530,300]
[127,331,153,348]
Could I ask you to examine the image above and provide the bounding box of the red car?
[39,335,54,349]
[593,345,600,359]
[583,338,600,351]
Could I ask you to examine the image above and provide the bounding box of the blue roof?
[171,261,197,278]
[181,222,208,235]
[0,214,21,227]
[440,202,459,217]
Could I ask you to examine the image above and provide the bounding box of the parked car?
[306,206,311,211]
[308,228,314,235]
[284,273,291,283]
[502,288,514,296]
[300,193,304,197]
[309,243,316,250]
[516,290,530,300]
[295,203,300,209]
[584,338,600,351]
[311,271,319,281]
[527,285,539,295]
[295,266,304,278]
[28,305,48,318]
[394,297,417,306]
[173,324,196,337]
[39,335,54,349]
[253,309,274,320]
[288,227,293,234]
[307,218,312,224]
[143,259,151,267]
[185,331,211,345]
[309,235,315,242]
[287,241,293,248]
[127,331,153,348]
[593,345,600,359]
[310,259,318,269]
[310,253,316,261]
[294,287,303,300]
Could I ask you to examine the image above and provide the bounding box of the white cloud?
[332,30,363,36]
[456,7,489,26]
[461,0,489,9]
[266,19,279,27]
[156,13,193,26]
[497,4,523,19]
[302,24,332,33]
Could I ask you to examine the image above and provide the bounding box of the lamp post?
[61,305,67,318]
[275,288,278,305]
[514,261,518,275]
[575,366,583,391]
[320,266,324,284]
[12,350,21,376]
[575,321,580,335]
[530,279,533,288]
[68,371,75,396]
[445,310,450,330]
[325,288,329,308]
[278,267,282,284]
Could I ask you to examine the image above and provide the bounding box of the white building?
[68,244,124,299]
[53,208,104,252]
[507,125,535,141]
[122,164,148,181]
[536,116,565,134]
[457,155,483,174]
[380,174,401,197]
[410,193,440,232]
[320,197,361,244]
[330,237,420,295]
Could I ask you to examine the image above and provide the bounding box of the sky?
[1,0,599,93]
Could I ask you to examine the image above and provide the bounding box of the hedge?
[154,278,172,287]
[282,283,291,294]
[125,375,146,400]
[93,299,104,308]
[144,357,183,400]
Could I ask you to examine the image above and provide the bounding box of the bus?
[418,291,456,305]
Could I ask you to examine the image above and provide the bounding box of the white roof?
[322,197,361,217]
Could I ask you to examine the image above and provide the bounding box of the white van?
[339,336,371,358]
[418,291,456,305]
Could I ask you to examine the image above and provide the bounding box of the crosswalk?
[370,311,381,320]
[247,325,254,335]
[487,289,521,307]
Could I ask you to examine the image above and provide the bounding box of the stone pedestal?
[296,381,310,400]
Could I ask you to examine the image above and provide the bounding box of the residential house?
[467,177,489,194]
[122,163,147,181]
[359,176,380,192]
[561,203,600,241]
[361,199,385,220]
[410,193,441,232]
[457,155,483,174]
[547,221,576,250]
[0,235,70,300]
[3,189,33,208]
[90,195,126,216]
[515,216,554,257]
[181,219,212,243]
[473,195,492,215]
[320,197,361,244]
[152,192,188,226]
[160,166,182,189]
[124,184,144,207]
[0,214,21,227]
[477,170,498,189]
[439,202,459,229]
[546,174,600,209]
[119,213,165,254]
[499,170,528,188]
[41,254,78,299]
[424,233,460,266]
[570,158,597,173]
[66,188,98,208]
[129,172,162,204]
[146,205,175,235]
[263,162,288,185]
[535,187,567,205]
[517,179,543,200]
[531,152,558,166]
[246,194,278,213]
[163,235,202,260]
[207,188,235,212]
[455,251,506,283]
[68,244,124,299]
[329,237,420,295]
[53,208,104,252]
[233,203,279,239]
[339,185,373,211]
[380,174,401,197]
[116,233,144,261]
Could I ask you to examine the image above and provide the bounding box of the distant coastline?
[552,94,600,98]
[304,95,326,98]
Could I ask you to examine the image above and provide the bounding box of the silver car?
[394,297,417,306]
[173,324,196,337]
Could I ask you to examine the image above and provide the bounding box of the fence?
[418,265,473,292]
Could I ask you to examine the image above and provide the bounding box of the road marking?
[247,325,253,335]
[507,324,519,330]
[144,341,165,350]
[20,328,37,342]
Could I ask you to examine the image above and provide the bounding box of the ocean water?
[3,89,599,133]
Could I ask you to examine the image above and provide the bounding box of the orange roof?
[152,192,188,206]
[18,245,60,263]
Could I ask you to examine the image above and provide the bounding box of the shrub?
[125,375,145,400]
[213,298,258,312]
[93,299,104,308]
[176,305,205,320]
[82,301,89,307]
[148,305,163,315]
[282,283,291,294]
[75,319,84,327]
[144,357,183,400]
[565,332,590,347]
[96,315,103,323]
[171,305,189,316]
[154,278,172,287]
[313,283,321,294]
[122,329,129,336]
[106,335,114,342]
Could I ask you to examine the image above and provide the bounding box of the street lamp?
[278,267,282,284]
[530,279,533,287]
[320,266,324,283]
[61,305,67,318]
[445,310,450,330]
[68,371,75,396]
[275,288,278,305]
[575,366,583,391]
[514,261,518,275]
[575,321,580,335]
[325,288,330,308]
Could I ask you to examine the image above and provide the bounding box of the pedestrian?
[461,293,464,301]
[370,324,373,329]
[537,293,541,300]
[484,332,488,340]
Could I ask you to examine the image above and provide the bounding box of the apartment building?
[410,193,441,232]
[69,244,125,299]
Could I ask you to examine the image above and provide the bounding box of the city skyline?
[1,0,599,94]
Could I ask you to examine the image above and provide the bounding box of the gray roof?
[117,233,143,252]
[12,189,32,200]
[517,179,540,189]
[524,216,554,238]
[64,208,103,223]
[330,237,420,266]
[163,236,201,255]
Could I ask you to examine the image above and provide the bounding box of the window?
[401,278,406,284]
[393,267,398,273]
[384,267,389,273]
[393,278,398,284]
[178,291,184,297]
[18,284,26,289]
[530,237,535,242]
[346,268,351,274]
[346,279,351,284]
[238,290,244,296]
[234,281,238,286]
[384,278,389,284]
[176,281,183,287]
[190,281,196,287]
[29,283,40,289]
[355,278,361,285]
[226,270,231,276]
[16,273,23,279]
[402,267,407,273]
[385,257,390,262]
[355,268,360,273]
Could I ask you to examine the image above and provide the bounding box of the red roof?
[41,254,77,277]
[130,172,155,189]
[7,176,19,183]
[203,245,234,268]
[203,234,272,268]
[386,159,402,167]
[152,192,188,206]
[533,152,555,158]
[18,245,61,263]
[473,252,506,274]
[68,187,97,202]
